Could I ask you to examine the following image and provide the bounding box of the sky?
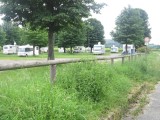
[93,0,160,44]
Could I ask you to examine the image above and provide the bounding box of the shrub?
[0,46,2,52]
[137,46,151,53]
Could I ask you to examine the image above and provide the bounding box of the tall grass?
[0,53,160,119]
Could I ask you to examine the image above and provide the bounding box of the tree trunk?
[33,44,35,56]
[125,44,128,54]
[39,47,41,54]
[91,47,93,53]
[48,28,56,84]
[64,47,66,53]
[70,47,73,53]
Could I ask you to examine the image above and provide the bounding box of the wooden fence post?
[138,54,141,57]
[128,56,131,61]
[50,65,56,84]
[122,57,124,64]
[111,58,114,64]
[135,55,137,60]
[131,55,133,61]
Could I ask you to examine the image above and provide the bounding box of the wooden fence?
[0,53,144,83]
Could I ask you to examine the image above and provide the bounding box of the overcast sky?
[93,0,160,44]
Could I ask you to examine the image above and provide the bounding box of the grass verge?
[0,52,160,120]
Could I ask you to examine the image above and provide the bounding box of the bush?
[0,46,2,52]
[137,46,151,53]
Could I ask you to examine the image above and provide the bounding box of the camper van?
[111,45,119,53]
[3,45,18,54]
[92,42,105,55]
[18,45,39,56]
[122,44,135,55]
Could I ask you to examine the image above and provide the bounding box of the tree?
[24,29,48,55]
[135,8,151,38]
[1,21,21,45]
[85,18,105,52]
[111,6,151,52]
[57,24,86,53]
[0,0,105,82]
[0,26,6,46]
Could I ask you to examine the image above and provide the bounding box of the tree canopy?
[0,26,6,46]
[1,21,21,45]
[111,6,151,49]
[57,24,86,53]
[85,18,105,51]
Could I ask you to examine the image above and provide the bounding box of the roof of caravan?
[18,45,33,48]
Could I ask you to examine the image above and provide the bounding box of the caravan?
[122,44,135,55]
[3,45,18,54]
[92,42,105,55]
[111,45,119,53]
[73,46,85,53]
[18,45,39,56]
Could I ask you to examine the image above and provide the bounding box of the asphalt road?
[136,83,160,120]
[123,82,160,120]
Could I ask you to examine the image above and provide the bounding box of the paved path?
[136,83,160,120]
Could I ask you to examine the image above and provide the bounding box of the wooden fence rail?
[0,53,144,83]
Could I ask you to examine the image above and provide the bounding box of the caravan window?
[4,46,8,49]
[18,48,25,52]
[25,48,33,52]
[94,46,102,50]
[36,46,39,50]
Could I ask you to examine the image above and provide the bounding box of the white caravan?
[73,46,85,53]
[3,45,18,54]
[122,44,135,54]
[40,47,48,53]
[58,47,65,53]
[110,45,119,53]
[92,42,105,55]
[18,45,39,56]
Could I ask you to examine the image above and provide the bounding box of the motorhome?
[3,45,18,54]
[122,44,135,55]
[92,42,105,55]
[18,45,39,56]
[110,45,119,53]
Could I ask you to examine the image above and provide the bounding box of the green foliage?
[57,24,86,53]
[1,21,21,45]
[0,46,2,51]
[111,6,151,49]
[24,29,48,47]
[0,26,6,46]
[135,8,151,39]
[1,53,160,119]
[85,18,105,48]
[137,46,151,53]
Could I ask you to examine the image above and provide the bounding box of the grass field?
[0,51,113,60]
[0,52,160,119]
